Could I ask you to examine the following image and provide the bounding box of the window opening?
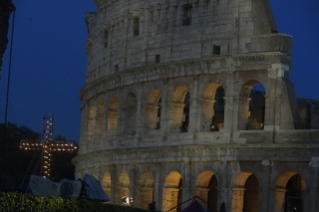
[115,65,119,72]
[155,54,160,64]
[104,30,108,48]
[155,98,161,129]
[210,86,225,131]
[133,17,139,36]
[182,5,192,26]
[213,45,220,56]
[181,92,190,132]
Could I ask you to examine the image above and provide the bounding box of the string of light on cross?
[20,116,77,179]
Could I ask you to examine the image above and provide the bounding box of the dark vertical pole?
[0,8,15,190]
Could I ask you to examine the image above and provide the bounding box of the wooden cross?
[19,115,77,179]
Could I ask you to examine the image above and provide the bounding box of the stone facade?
[73,0,319,211]
[0,0,15,72]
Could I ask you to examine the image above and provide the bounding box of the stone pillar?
[261,160,271,212]
[309,157,319,212]
[230,188,246,212]
[273,188,286,212]
[161,79,169,135]
[188,76,200,133]
[129,164,137,200]
[154,163,162,211]
[110,164,117,204]
[101,100,108,149]
[117,107,125,138]
[219,161,229,210]
[79,105,86,155]
[135,83,144,139]
[182,162,193,209]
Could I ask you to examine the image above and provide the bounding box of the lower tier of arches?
[75,159,319,212]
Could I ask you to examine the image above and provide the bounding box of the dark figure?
[148,201,156,211]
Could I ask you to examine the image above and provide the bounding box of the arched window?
[162,171,183,212]
[87,106,94,143]
[145,90,161,130]
[202,83,225,132]
[231,171,259,212]
[124,93,137,136]
[194,171,218,211]
[102,172,112,201]
[170,86,190,133]
[137,172,154,209]
[274,172,306,212]
[107,97,119,138]
[238,81,265,130]
[117,172,130,206]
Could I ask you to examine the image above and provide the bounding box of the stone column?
[101,100,108,149]
[129,164,137,200]
[261,160,271,212]
[117,106,125,138]
[79,105,86,155]
[135,84,144,143]
[154,163,163,211]
[309,157,319,212]
[90,105,97,152]
[264,64,289,130]
[161,79,169,136]
[219,161,229,210]
[182,162,192,209]
[110,164,117,204]
[188,76,200,133]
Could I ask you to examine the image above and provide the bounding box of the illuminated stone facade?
[73,0,319,211]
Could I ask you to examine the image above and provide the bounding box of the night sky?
[0,0,318,142]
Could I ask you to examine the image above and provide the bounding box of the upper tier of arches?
[84,0,291,83]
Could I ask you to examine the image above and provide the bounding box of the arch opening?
[231,172,259,212]
[145,90,161,131]
[274,172,306,212]
[201,83,225,132]
[137,172,154,209]
[102,172,111,201]
[238,81,265,130]
[87,106,94,146]
[163,171,183,212]
[170,86,190,133]
[107,97,119,138]
[116,172,130,206]
[194,171,218,211]
[124,93,137,136]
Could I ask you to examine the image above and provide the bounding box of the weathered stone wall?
[74,0,319,211]
[0,0,15,72]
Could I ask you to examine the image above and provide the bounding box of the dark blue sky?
[0,0,318,142]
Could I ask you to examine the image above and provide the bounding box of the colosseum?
[73,0,319,211]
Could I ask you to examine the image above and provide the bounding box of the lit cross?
[20,115,77,179]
